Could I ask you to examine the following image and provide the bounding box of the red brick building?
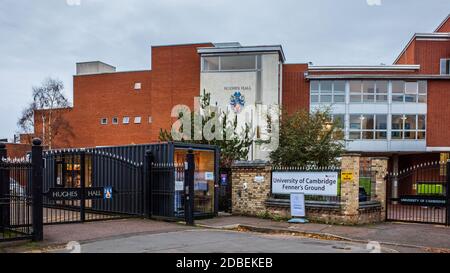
[24,14,450,167]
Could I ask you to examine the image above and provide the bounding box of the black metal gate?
[386,161,450,225]
[0,158,34,242]
[42,149,144,225]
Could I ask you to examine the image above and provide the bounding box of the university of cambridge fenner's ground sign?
[271,172,338,196]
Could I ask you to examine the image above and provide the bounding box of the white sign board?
[272,172,338,196]
[290,193,306,217]
[175,181,184,191]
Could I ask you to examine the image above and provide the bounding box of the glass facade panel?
[376,115,387,130]
[392,115,404,130]
[361,115,374,130]
[203,57,219,71]
[350,115,361,130]
[334,81,346,93]
[220,55,256,70]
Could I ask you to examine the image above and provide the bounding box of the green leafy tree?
[159,90,254,168]
[270,108,344,167]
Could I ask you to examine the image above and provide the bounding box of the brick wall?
[427,80,450,148]
[4,143,32,158]
[231,155,388,225]
[282,64,309,116]
[31,43,213,149]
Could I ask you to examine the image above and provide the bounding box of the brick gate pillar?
[231,161,272,216]
[340,153,361,224]
[371,157,389,220]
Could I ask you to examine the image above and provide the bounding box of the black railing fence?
[0,158,33,242]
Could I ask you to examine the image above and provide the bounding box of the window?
[123,117,130,124]
[418,81,427,103]
[349,81,362,103]
[202,55,258,71]
[100,118,108,125]
[392,81,426,103]
[375,81,388,102]
[391,114,426,140]
[350,80,387,103]
[220,55,256,70]
[203,57,219,71]
[112,117,119,125]
[310,80,346,104]
[441,59,450,75]
[349,114,387,140]
[362,81,375,103]
[148,116,153,124]
[134,83,142,90]
[134,117,142,124]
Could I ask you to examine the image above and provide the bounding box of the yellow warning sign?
[341,171,354,182]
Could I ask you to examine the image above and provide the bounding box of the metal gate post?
[80,151,86,222]
[0,143,10,232]
[144,150,153,218]
[31,138,43,241]
[446,160,450,226]
[184,149,195,226]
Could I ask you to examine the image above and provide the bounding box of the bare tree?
[17,78,71,149]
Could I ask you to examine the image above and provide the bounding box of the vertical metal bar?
[446,160,450,226]
[80,152,86,222]
[31,138,43,242]
[0,143,8,232]
[145,150,153,218]
[184,149,195,226]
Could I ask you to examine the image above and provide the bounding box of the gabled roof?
[435,13,450,32]
[394,14,450,65]
[393,33,450,64]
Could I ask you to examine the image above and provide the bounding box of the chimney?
[76,61,116,75]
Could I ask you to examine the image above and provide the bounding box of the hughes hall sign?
[272,172,338,196]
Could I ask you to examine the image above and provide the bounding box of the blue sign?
[104,186,113,199]
[221,174,228,186]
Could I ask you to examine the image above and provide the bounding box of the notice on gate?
[45,187,110,201]
[272,172,338,196]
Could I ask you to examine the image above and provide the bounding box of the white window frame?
[123,117,130,124]
[112,117,119,125]
[348,114,388,140]
[391,114,426,140]
[100,118,108,125]
[134,82,142,90]
[134,116,142,124]
[310,80,346,104]
[440,58,450,75]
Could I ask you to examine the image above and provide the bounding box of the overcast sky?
[0,0,448,140]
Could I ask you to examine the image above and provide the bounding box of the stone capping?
[265,198,341,210]
[342,153,361,157]
[232,160,271,168]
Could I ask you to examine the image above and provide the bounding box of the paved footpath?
[196,216,450,253]
[52,229,381,253]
